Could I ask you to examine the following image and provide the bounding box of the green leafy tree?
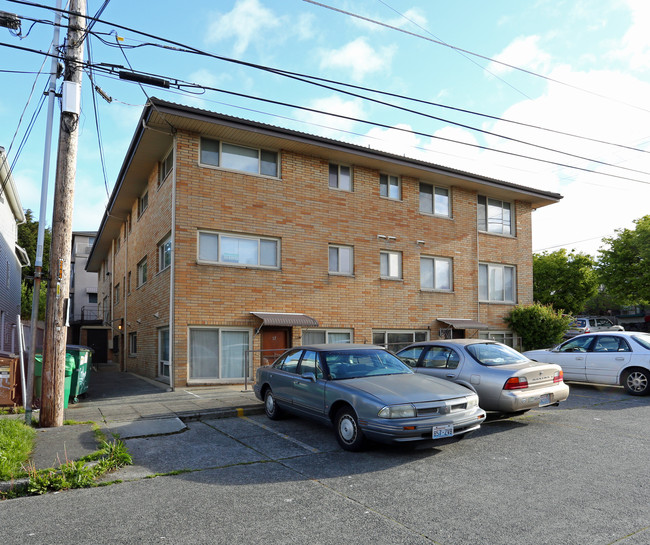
[21,280,47,321]
[598,215,650,305]
[533,249,598,315]
[505,303,572,351]
[18,209,51,320]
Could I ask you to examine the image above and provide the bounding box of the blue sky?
[2,0,650,256]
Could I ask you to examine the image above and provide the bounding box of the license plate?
[432,424,454,439]
[539,394,551,406]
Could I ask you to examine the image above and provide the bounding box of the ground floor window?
[129,332,137,355]
[188,327,251,380]
[159,327,170,378]
[479,330,516,348]
[373,330,429,353]
[303,329,352,344]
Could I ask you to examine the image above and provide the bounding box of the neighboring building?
[68,231,107,360]
[0,146,30,356]
[86,98,561,388]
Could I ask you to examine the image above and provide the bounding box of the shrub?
[505,303,572,351]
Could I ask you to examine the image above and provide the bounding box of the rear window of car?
[466,342,528,366]
[631,334,650,350]
[570,319,587,328]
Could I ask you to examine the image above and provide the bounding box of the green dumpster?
[34,354,73,408]
[66,345,92,404]
[64,354,74,409]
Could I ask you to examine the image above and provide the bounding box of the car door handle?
[446,374,455,378]
[575,357,584,360]
[615,357,625,361]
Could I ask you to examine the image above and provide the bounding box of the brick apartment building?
[86,98,561,388]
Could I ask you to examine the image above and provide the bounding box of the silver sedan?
[397,339,570,413]
[524,331,650,396]
[254,344,486,451]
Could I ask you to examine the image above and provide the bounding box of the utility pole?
[40,0,86,427]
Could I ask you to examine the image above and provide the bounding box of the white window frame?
[328,245,353,275]
[372,330,429,353]
[137,257,148,287]
[479,263,516,303]
[302,329,353,344]
[159,148,173,186]
[198,231,280,269]
[159,235,172,272]
[420,256,453,291]
[158,327,170,381]
[479,330,517,349]
[138,189,149,218]
[188,326,253,383]
[380,174,401,200]
[380,250,402,280]
[419,183,450,217]
[199,137,279,178]
[478,195,514,235]
[328,163,352,191]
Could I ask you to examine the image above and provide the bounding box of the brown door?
[261,328,289,366]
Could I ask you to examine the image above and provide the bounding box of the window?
[88,293,97,304]
[198,231,279,269]
[479,330,516,348]
[137,257,148,287]
[138,189,149,218]
[329,163,352,191]
[373,330,428,353]
[419,183,450,217]
[159,148,173,185]
[422,347,460,369]
[328,245,353,275]
[303,329,352,344]
[299,350,323,378]
[420,256,452,291]
[189,327,251,380]
[478,195,513,235]
[159,235,172,271]
[127,271,131,294]
[479,263,516,302]
[200,137,278,177]
[159,328,170,379]
[114,283,120,304]
[129,332,137,355]
[380,250,402,279]
[380,174,400,200]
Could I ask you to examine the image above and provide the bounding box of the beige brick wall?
[100,129,534,387]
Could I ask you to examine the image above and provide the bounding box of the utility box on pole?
[40,0,87,428]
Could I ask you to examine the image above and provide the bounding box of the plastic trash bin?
[34,354,43,400]
[64,353,74,409]
[33,354,74,408]
[66,345,92,404]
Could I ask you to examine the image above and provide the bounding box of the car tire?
[622,368,650,396]
[334,407,365,452]
[264,389,283,420]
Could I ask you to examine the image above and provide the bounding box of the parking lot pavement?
[103,383,649,545]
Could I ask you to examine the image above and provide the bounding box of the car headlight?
[378,404,416,418]
[466,395,479,409]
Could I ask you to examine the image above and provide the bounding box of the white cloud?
[204,0,280,56]
[607,0,650,70]
[364,124,420,157]
[320,38,395,81]
[293,95,365,139]
[487,35,552,76]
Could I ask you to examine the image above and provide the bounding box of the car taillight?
[504,377,528,390]
[553,370,564,383]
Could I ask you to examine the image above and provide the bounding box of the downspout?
[123,221,128,372]
[168,135,177,390]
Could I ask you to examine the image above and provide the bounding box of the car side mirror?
[302,372,316,382]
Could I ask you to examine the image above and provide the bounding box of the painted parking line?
[239,415,321,453]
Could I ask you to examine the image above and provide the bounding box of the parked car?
[396,340,569,414]
[254,344,486,451]
[523,331,650,395]
[565,316,624,338]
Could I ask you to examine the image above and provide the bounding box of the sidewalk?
[3,363,264,475]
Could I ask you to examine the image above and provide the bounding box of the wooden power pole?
[40,0,87,427]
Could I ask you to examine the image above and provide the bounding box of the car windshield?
[631,334,650,350]
[465,342,528,366]
[324,349,412,380]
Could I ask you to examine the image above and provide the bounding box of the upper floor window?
[198,231,279,269]
[419,183,450,217]
[137,257,148,287]
[138,189,149,218]
[420,256,452,291]
[200,137,278,177]
[114,283,120,304]
[479,263,516,303]
[328,245,353,275]
[380,250,402,280]
[159,235,172,272]
[380,174,400,200]
[478,195,513,235]
[329,163,352,191]
[159,149,173,186]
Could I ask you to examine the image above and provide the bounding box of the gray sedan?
[397,339,570,413]
[254,344,486,451]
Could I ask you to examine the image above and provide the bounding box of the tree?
[598,215,650,305]
[18,209,51,319]
[533,249,598,315]
[505,303,572,351]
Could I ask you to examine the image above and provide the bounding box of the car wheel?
[622,368,650,396]
[264,389,283,420]
[334,408,365,451]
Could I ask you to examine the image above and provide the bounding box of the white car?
[523,331,650,396]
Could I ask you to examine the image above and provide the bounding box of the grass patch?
[0,419,36,481]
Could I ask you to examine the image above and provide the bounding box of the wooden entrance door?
[261,328,289,366]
